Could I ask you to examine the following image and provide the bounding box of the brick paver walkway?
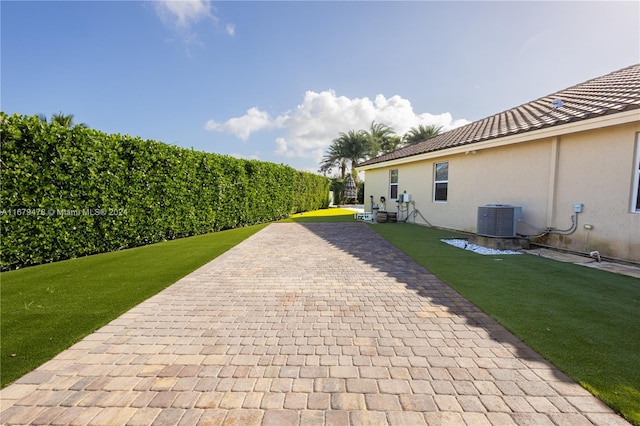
[0,223,630,425]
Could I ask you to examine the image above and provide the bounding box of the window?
[434,162,448,202]
[633,134,640,213]
[390,169,399,199]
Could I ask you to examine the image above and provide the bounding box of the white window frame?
[632,134,640,213]
[434,162,448,202]
[390,169,399,200]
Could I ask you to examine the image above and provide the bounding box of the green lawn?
[0,223,266,387]
[279,207,358,222]
[371,222,640,425]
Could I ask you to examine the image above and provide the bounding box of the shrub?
[330,179,344,205]
[0,113,329,270]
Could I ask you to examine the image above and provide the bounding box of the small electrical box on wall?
[399,193,411,203]
[574,203,584,213]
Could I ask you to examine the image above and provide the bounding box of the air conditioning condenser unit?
[477,204,522,238]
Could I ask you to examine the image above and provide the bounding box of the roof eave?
[359,108,640,171]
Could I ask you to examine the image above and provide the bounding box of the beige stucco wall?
[363,121,640,262]
[545,123,640,261]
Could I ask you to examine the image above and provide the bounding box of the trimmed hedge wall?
[0,113,330,270]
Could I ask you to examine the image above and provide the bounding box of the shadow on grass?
[292,221,639,424]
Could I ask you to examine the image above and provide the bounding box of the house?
[358,64,640,263]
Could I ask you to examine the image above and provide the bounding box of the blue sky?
[2,1,638,174]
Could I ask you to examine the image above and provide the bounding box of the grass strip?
[279,207,358,222]
[371,222,640,425]
[0,223,266,388]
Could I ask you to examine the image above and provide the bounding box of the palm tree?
[365,121,398,156]
[320,130,370,183]
[319,142,348,179]
[383,135,403,153]
[403,124,442,145]
[49,112,88,128]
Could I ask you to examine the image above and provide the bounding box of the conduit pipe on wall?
[398,201,433,227]
[517,211,579,238]
[396,201,410,222]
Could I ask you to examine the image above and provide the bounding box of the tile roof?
[359,64,640,167]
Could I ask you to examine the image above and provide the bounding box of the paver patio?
[0,223,630,425]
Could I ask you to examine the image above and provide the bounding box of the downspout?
[546,136,559,228]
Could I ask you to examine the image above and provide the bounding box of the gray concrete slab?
[525,248,640,279]
[0,223,631,425]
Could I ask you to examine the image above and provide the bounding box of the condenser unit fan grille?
[477,205,522,238]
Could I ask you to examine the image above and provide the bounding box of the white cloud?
[154,0,216,30]
[153,0,235,45]
[204,107,278,141]
[204,90,469,164]
[273,90,469,162]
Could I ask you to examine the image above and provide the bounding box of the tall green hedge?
[0,113,329,270]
